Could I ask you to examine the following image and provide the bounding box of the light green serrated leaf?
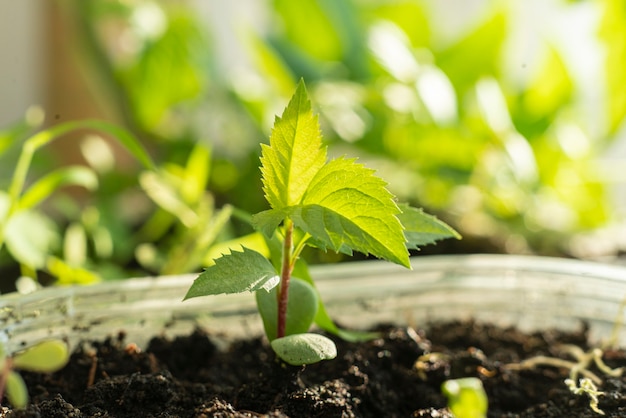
[12,340,69,373]
[271,333,337,365]
[184,247,279,299]
[256,277,319,341]
[260,80,327,210]
[292,157,410,268]
[397,203,460,250]
[6,370,28,409]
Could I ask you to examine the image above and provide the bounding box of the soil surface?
[3,320,626,417]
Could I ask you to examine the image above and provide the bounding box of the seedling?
[442,377,488,418]
[185,80,459,365]
[506,344,620,415]
[0,340,69,409]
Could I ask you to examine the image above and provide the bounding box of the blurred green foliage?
[2,0,625,288]
[75,0,623,255]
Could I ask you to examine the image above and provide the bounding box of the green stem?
[277,219,294,339]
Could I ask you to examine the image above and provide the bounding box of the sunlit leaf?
[368,2,430,49]
[124,13,208,129]
[273,0,343,62]
[437,11,507,95]
[184,247,279,299]
[47,256,100,285]
[182,143,211,202]
[293,157,409,267]
[521,47,573,124]
[599,0,626,134]
[260,80,327,209]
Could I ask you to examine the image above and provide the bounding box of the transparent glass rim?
[2,254,626,353]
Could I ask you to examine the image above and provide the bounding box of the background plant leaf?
[19,166,98,211]
[259,80,327,210]
[184,247,279,299]
[4,210,59,269]
[397,203,460,250]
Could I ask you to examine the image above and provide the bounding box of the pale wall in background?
[0,1,43,127]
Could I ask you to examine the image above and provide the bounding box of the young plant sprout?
[441,377,488,418]
[506,344,621,415]
[184,80,459,365]
[0,340,69,409]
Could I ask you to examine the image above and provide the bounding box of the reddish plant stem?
[277,220,294,339]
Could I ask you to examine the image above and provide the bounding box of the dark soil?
[3,320,626,417]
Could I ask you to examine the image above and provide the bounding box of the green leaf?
[182,143,211,202]
[256,277,319,341]
[4,210,59,269]
[252,208,289,238]
[184,247,279,299]
[19,166,98,211]
[270,333,337,365]
[12,340,69,373]
[139,170,198,228]
[442,377,488,418]
[260,80,327,209]
[397,203,460,250]
[6,371,28,409]
[293,157,409,267]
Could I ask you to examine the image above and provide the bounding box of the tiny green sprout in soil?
[0,340,69,409]
[184,79,459,366]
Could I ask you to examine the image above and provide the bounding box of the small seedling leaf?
[397,203,461,250]
[256,277,319,341]
[442,377,488,418]
[293,157,409,267]
[260,80,327,210]
[184,247,279,299]
[12,340,69,373]
[6,371,28,409]
[271,333,337,365]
